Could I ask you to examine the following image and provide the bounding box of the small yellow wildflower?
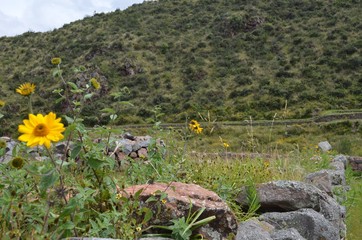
[51,57,62,65]
[223,142,230,148]
[90,78,101,90]
[16,83,36,96]
[189,120,203,134]
[116,193,122,200]
[18,112,65,149]
[161,199,167,204]
[189,120,200,127]
[0,100,5,107]
[136,226,142,232]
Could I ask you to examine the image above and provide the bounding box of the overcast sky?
[0,0,145,37]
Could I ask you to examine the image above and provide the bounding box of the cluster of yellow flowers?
[189,120,203,134]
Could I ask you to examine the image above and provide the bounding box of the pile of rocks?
[0,133,164,163]
[236,155,348,239]
[123,155,349,240]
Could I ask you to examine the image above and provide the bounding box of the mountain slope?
[0,0,361,134]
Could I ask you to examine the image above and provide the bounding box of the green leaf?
[84,93,93,100]
[75,122,87,133]
[61,221,75,230]
[142,207,153,224]
[55,159,72,166]
[52,69,63,77]
[70,144,82,159]
[40,170,59,194]
[119,101,134,107]
[55,96,66,104]
[101,108,116,114]
[67,81,78,90]
[60,198,79,218]
[70,89,83,94]
[86,154,104,169]
[64,115,75,124]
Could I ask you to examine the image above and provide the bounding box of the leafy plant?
[143,203,216,240]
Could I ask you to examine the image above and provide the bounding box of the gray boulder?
[332,155,347,169]
[140,238,173,240]
[236,181,344,235]
[318,141,332,152]
[236,219,274,240]
[270,228,306,240]
[329,161,345,171]
[329,169,346,186]
[0,136,18,163]
[305,171,333,195]
[260,209,339,240]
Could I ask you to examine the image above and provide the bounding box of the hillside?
[0,0,361,134]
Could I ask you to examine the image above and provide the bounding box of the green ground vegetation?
[2,118,361,239]
[345,170,362,240]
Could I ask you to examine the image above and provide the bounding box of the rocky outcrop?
[236,154,348,240]
[0,134,164,163]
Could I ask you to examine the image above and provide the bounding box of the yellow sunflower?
[51,57,62,65]
[16,83,36,96]
[90,78,101,89]
[18,112,65,148]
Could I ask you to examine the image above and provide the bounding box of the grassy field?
[0,118,361,238]
[345,170,362,240]
[129,120,362,239]
[127,119,362,156]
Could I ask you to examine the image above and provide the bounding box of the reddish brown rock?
[123,182,238,240]
[347,156,362,171]
[137,147,148,159]
[129,151,138,158]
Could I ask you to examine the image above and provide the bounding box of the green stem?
[77,130,102,187]
[28,94,33,114]
[45,147,79,237]
[45,147,68,204]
